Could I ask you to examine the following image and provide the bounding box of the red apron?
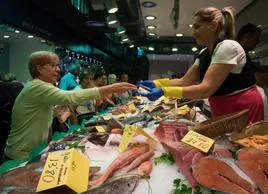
[209,86,264,125]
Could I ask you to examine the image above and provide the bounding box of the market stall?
[0,96,268,194]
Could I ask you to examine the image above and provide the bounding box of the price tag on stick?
[36,148,89,193]
[118,125,138,153]
[181,130,215,153]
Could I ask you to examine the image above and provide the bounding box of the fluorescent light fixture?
[107,14,118,25]
[15,30,20,33]
[41,40,46,43]
[122,35,129,42]
[189,24,193,28]
[192,47,198,52]
[257,25,262,28]
[148,47,154,51]
[148,33,156,36]
[108,8,118,13]
[28,35,34,38]
[145,15,156,20]
[147,25,156,29]
[176,33,183,37]
[118,29,125,34]
[3,35,10,38]
[142,1,157,8]
[106,0,118,14]
[172,48,178,51]
[129,44,134,48]
[108,20,117,25]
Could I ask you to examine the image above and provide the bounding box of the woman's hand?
[99,82,137,97]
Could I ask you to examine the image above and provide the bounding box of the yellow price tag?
[154,101,161,106]
[128,103,136,111]
[174,100,178,110]
[117,113,126,119]
[118,125,138,153]
[102,115,112,121]
[36,148,89,193]
[181,130,215,153]
[153,115,163,121]
[95,126,106,133]
[141,106,149,113]
[136,128,157,143]
[178,105,190,116]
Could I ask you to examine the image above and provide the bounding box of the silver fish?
[85,175,140,194]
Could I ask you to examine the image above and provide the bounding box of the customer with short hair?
[5,51,136,160]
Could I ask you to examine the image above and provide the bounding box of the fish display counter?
[0,96,268,194]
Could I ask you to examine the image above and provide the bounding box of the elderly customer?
[59,60,80,90]
[4,51,136,160]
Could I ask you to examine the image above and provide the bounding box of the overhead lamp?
[116,27,126,35]
[15,30,20,33]
[105,0,118,13]
[28,35,34,38]
[3,35,10,38]
[192,47,198,52]
[142,1,157,8]
[129,44,134,48]
[145,15,156,20]
[189,24,193,28]
[148,47,154,51]
[176,33,183,37]
[172,48,178,52]
[107,14,118,25]
[41,40,46,43]
[148,32,156,36]
[121,35,129,42]
[147,25,156,29]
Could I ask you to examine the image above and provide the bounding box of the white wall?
[9,41,55,83]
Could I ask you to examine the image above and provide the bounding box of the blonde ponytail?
[221,6,235,39]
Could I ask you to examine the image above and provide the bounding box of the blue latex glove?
[137,80,156,89]
[139,87,164,101]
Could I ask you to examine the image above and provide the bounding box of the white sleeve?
[194,58,200,66]
[211,40,246,73]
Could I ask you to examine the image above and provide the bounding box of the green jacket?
[5,79,100,160]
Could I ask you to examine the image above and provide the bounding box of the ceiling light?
[107,14,118,25]
[118,29,125,35]
[192,47,198,52]
[257,25,262,28]
[148,32,156,36]
[148,47,154,51]
[176,33,183,37]
[129,45,134,48]
[172,48,178,52]
[28,35,34,38]
[106,0,118,14]
[121,35,129,42]
[3,35,10,38]
[41,40,46,43]
[15,30,20,33]
[145,15,156,20]
[108,8,118,13]
[147,25,156,29]
[142,1,157,8]
[189,24,193,28]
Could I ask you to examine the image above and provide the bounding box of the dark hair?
[93,70,106,80]
[79,69,93,81]
[237,23,262,41]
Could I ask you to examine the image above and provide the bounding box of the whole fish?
[84,175,140,194]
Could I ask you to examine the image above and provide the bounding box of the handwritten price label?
[95,126,106,133]
[118,125,138,153]
[128,103,136,111]
[181,130,215,153]
[102,115,112,121]
[36,148,89,193]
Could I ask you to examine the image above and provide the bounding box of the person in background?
[4,51,136,160]
[120,73,129,83]
[119,73,132,102]
[138,6,266,124]
[94,71,108,87]
[108,74,117,84]
[0,73,24,162]
[237,24,268,95]
[59,60,80,90]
